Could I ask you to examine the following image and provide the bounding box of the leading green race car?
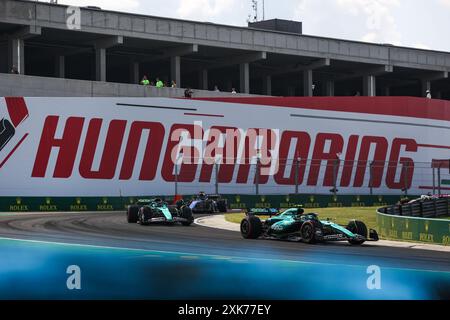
[240,207,379,245]
[127,198,194,226]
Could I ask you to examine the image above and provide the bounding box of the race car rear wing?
[246,208,279,217]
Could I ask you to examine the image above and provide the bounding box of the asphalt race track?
[0,211,449,299]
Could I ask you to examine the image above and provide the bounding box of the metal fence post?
[403,163,408,197]
[174,162,178,196]
[214,161,219,195]
[295,157,300,195]
[332,157,339,197]
[432,167,436,195]
[255,158,260,196]
[438,166,442,196]
[369,161,374,196]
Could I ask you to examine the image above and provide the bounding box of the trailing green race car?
[127,198,194,226]
[240,207,379,245]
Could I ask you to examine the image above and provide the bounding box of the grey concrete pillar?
[8,38,25,74]
[422,80,431,97]
[303,69,313,97]
[130,61,140,84]
[240,62,250,94]
[325,80,335,96]
[170,56,181,87]
[199,69,208,90]
[55,55,65,78]
[263,75,272,96]
[363,75,376,97]
[95,47,106,82]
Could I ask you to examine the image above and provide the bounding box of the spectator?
[171,80,177,88]
[10,66,19,74]
[214,85,220,92]
[231,88,237,94]
[184,87,193,98]
[156,78,164,88]
[140,75,150,86]
[426,90,432,99]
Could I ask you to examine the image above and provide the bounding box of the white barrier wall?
[0,97,449,196]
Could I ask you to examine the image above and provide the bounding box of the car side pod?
[368,229,379,241]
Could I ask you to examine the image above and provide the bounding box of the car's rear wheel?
[127,205,139,223]
[300,221,316,244]
[139,207,153,226]
[217,200,228,213]
[346,220,367,245]
[240,216,262,239]
[180,206,194,226]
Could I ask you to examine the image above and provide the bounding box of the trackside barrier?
[0,194,416,213]
[376,210,450,245]
[381,198,450,218]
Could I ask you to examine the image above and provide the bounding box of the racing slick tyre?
[139,206,153,226]
[346,220,367,245]
[240,216,263,239]
[180,206,194,226]
[216,200,228,213]
[127,205,139,223]
[300,221,317,244]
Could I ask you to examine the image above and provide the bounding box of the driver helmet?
[198,192,207,200]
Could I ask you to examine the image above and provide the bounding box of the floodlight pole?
[263,0,265,20]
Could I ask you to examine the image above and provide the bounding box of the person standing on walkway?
[140,75,150,85]
[156,78,164,88]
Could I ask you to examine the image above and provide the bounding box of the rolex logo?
[235,195,241,203]
[46,198,51,205]
[76,198,81,205]
[309,195,315,203]
[16,197,21,205]
[425,221,429,233]
[102,197,108,204]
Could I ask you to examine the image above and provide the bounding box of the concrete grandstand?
[0,0,449,99]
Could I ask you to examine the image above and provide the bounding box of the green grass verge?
[225,207,380,230]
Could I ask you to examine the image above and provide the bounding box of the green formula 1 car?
[127,198,194,226]
[240,207,379,245]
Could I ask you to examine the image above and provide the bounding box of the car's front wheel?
[240,216,262,239]
[300,221,316,244]
[139,207,153,226]
[127,205,139,223]
[346,220,367,245]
